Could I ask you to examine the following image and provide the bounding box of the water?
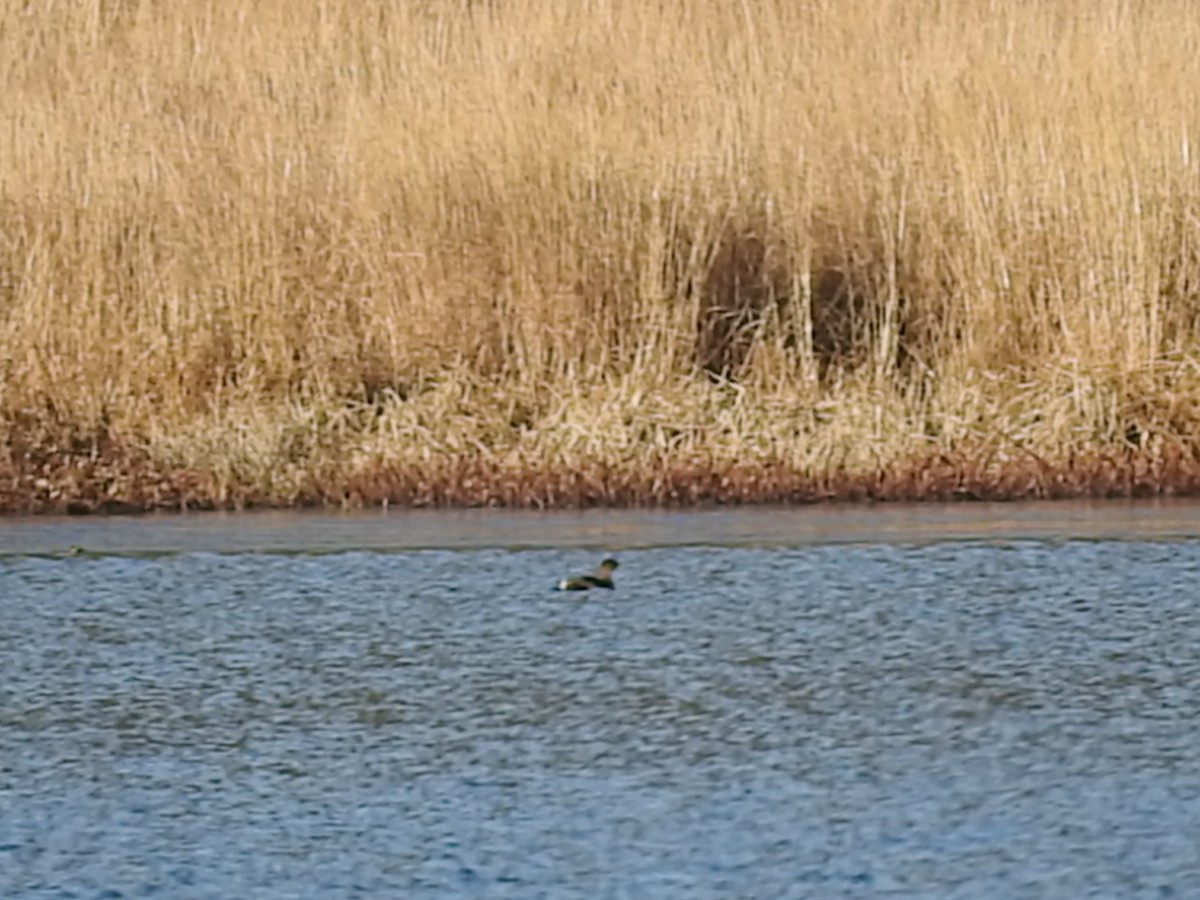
[2,503,1200,898]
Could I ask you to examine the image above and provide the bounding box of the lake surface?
[2,502,1200,898]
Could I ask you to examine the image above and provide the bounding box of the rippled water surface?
[3,503,1200,898]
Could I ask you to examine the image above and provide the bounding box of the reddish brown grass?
[5,432,1200,515]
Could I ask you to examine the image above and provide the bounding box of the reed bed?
[3,0,1200,511]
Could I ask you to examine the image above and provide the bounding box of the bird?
[555,558,619,591]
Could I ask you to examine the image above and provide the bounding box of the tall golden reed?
[2,0,1200,508]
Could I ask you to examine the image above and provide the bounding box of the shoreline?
[3,448,1198,516]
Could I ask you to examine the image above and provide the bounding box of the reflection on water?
[2,506,1200,898]
[4,498,1200,557]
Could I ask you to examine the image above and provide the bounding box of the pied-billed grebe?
[555,558,619,591]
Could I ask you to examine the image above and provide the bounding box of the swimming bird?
[555,558,619,591]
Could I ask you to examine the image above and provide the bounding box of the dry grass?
[3,0,1200,511]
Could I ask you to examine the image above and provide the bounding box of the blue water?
[2,505,1200,897]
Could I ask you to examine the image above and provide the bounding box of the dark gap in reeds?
[672,211,929,381]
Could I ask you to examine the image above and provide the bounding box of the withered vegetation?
[3,1,1200,512]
